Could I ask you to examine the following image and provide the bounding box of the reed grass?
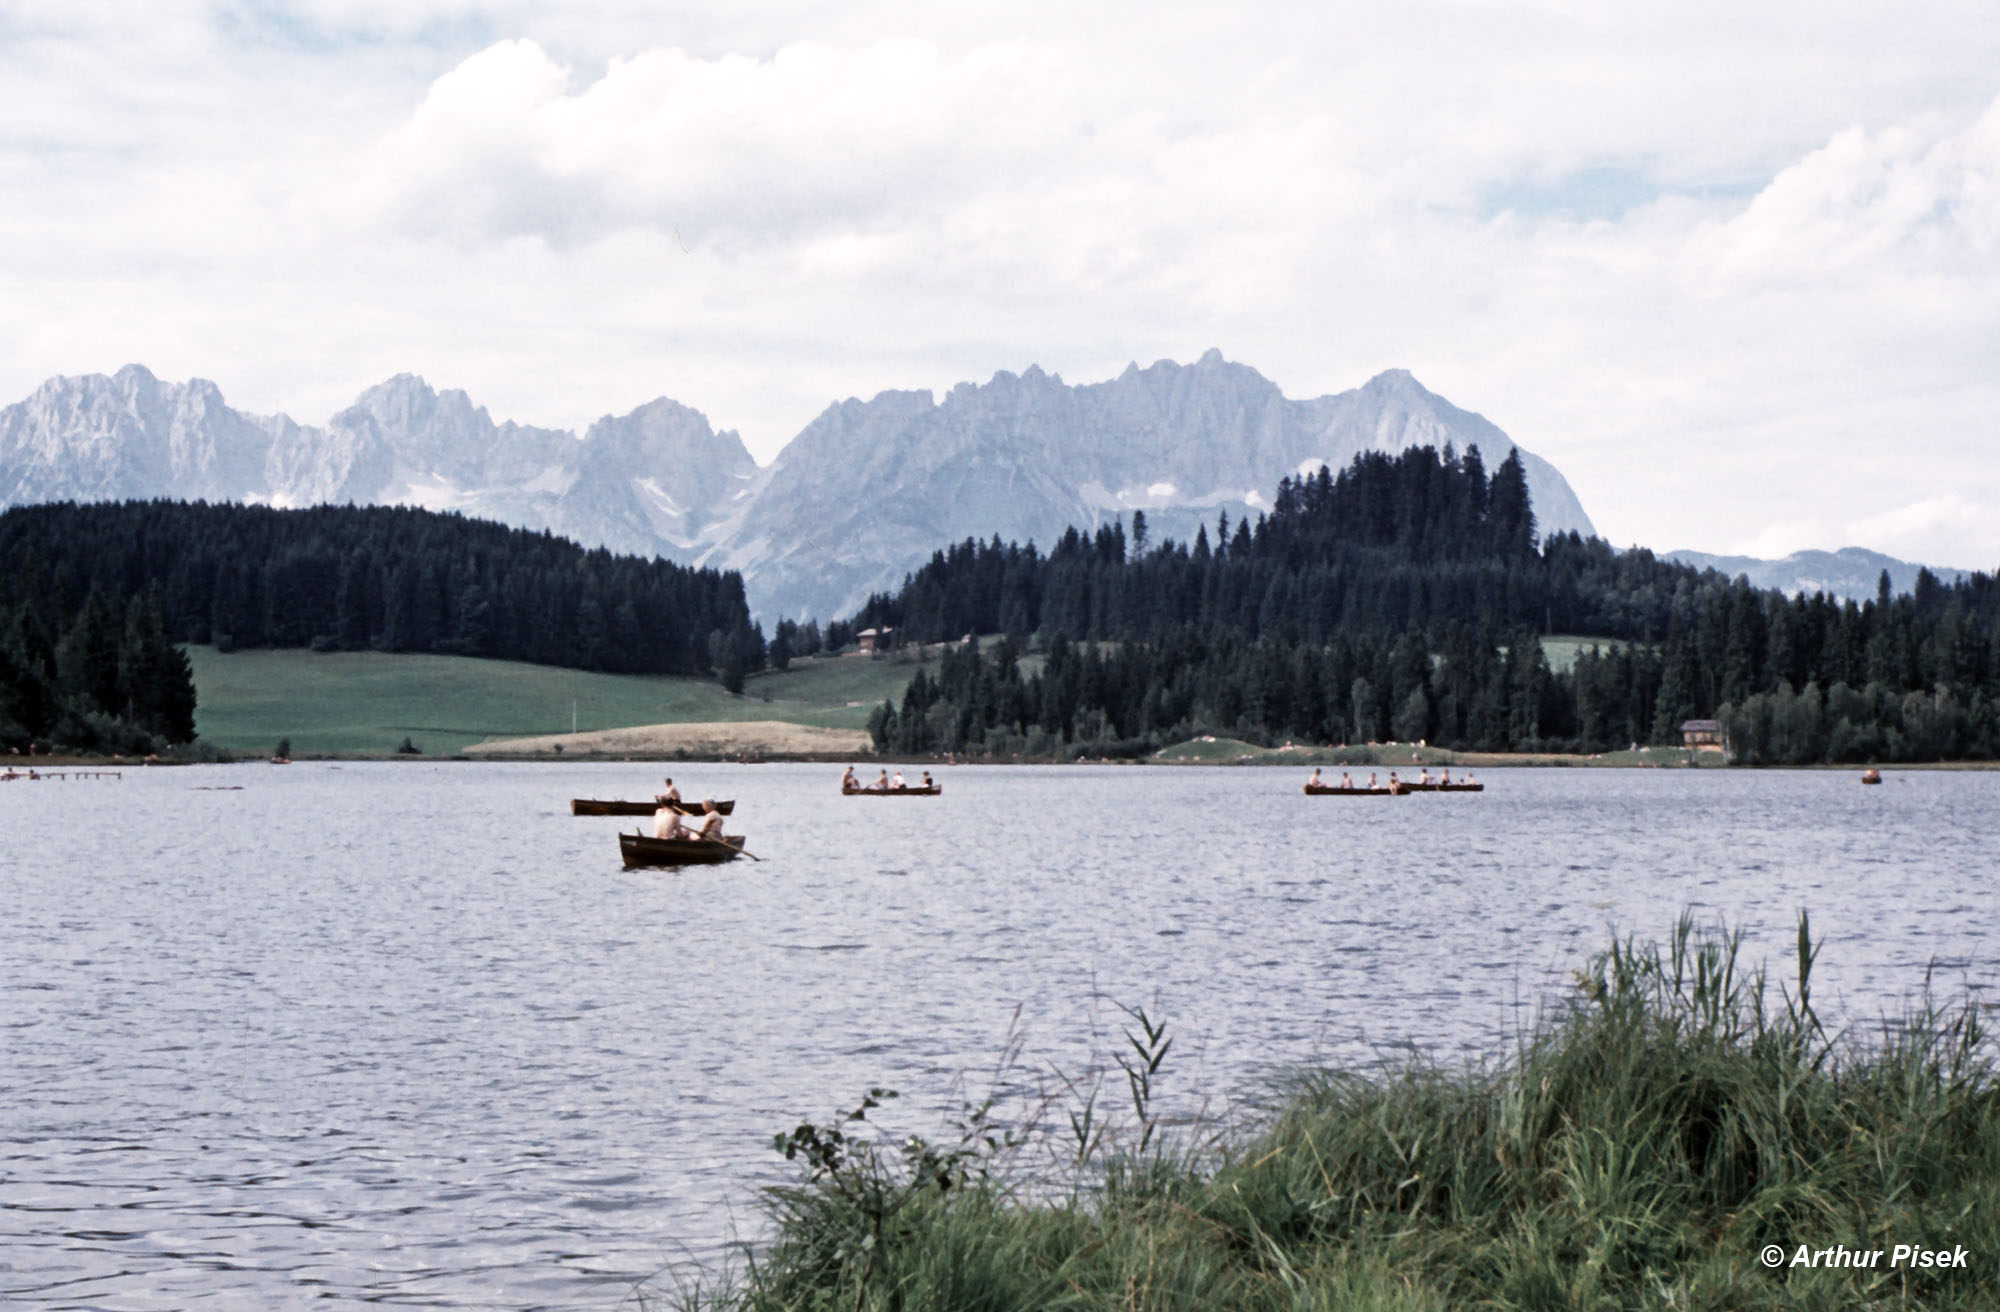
[669,915,1999,1311]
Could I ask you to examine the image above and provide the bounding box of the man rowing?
[841,765,858,792]
[694,799,728,842]
[653,802,688,840]
[656,776,682,807]
[1307,767,1323,788]
[870,769,890,791]
[891,769,906,790]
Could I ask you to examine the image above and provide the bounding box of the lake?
[3,762,1995,1307]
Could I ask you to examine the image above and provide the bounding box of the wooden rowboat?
[842,784,942,796]
[619,832,746,868]
[1305,782,1483,796]
[572,798,735,817]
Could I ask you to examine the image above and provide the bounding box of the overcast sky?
[3,2,1997,566]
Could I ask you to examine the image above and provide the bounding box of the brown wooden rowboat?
[572,798,735,817]
[842,784,942,796]
[1304,782,1483,796]
[619,832,746,868]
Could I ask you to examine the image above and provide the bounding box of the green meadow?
[185,646,928,756]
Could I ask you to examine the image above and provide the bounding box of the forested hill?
[0,501,768,752]
[857,446,2000,764]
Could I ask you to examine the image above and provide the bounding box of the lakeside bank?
[660,917,2000,1312]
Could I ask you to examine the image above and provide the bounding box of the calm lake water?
[3,762,1996,1307]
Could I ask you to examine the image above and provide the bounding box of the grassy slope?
[186,646,926,756]
[186,635,1583,758]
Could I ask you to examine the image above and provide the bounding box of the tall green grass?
[669,916,1998,1311]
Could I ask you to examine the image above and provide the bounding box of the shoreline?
[12,746,2000,770]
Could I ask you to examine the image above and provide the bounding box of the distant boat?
[842,783,942,796]
[572,798,735,816]
[619,832,747,868]
[1305,781,1483,796]
[1861,769,1883,785]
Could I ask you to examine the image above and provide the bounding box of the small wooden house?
[857,626,894,654]
[1680,719,1725,750]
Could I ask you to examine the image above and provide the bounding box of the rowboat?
[619,832,747,868]
[842,784,942,796]
[1860,769,1882,784]
[1305,781,1484,796]
[572,798,735,817]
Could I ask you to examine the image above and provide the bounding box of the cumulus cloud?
[1711,98,2000,277]
[355,38,1073,246]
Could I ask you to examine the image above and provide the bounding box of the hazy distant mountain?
[0,366,757,563]
[1664,546,1970,602]
[703,352,1596,619]
[1,354,1592,621]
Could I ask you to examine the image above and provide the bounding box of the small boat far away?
[1861,769,1883,785]
[1305,782,1484,796]
[573,798,735,817]
[619,832,747,868]
[842,784,942,796]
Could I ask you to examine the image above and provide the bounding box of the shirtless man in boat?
[1340,771,1354,788]
[870,769,890,791]
[891,769,906,790]
[920,771,934,790]
[656,777,682,807]
[1307,767,1323,788]
[841,765,859,792]
[694,799,728,841]
[653,804,688,840]
[1366,771,1378,790]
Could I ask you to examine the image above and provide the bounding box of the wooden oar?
[701,834,761,862]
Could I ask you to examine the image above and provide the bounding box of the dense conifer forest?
[858,447,2000,764]
[0,500,769,751]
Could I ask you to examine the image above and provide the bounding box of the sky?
[3,1,1998,567]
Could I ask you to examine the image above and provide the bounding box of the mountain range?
[1662,547,1968,601]
[1,354,1608,621]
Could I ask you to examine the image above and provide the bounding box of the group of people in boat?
[1307,765,1475,791]
[650,776,730,843]
[840,765,934,792]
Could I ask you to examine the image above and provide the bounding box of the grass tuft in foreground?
[670,915,1999,1311]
